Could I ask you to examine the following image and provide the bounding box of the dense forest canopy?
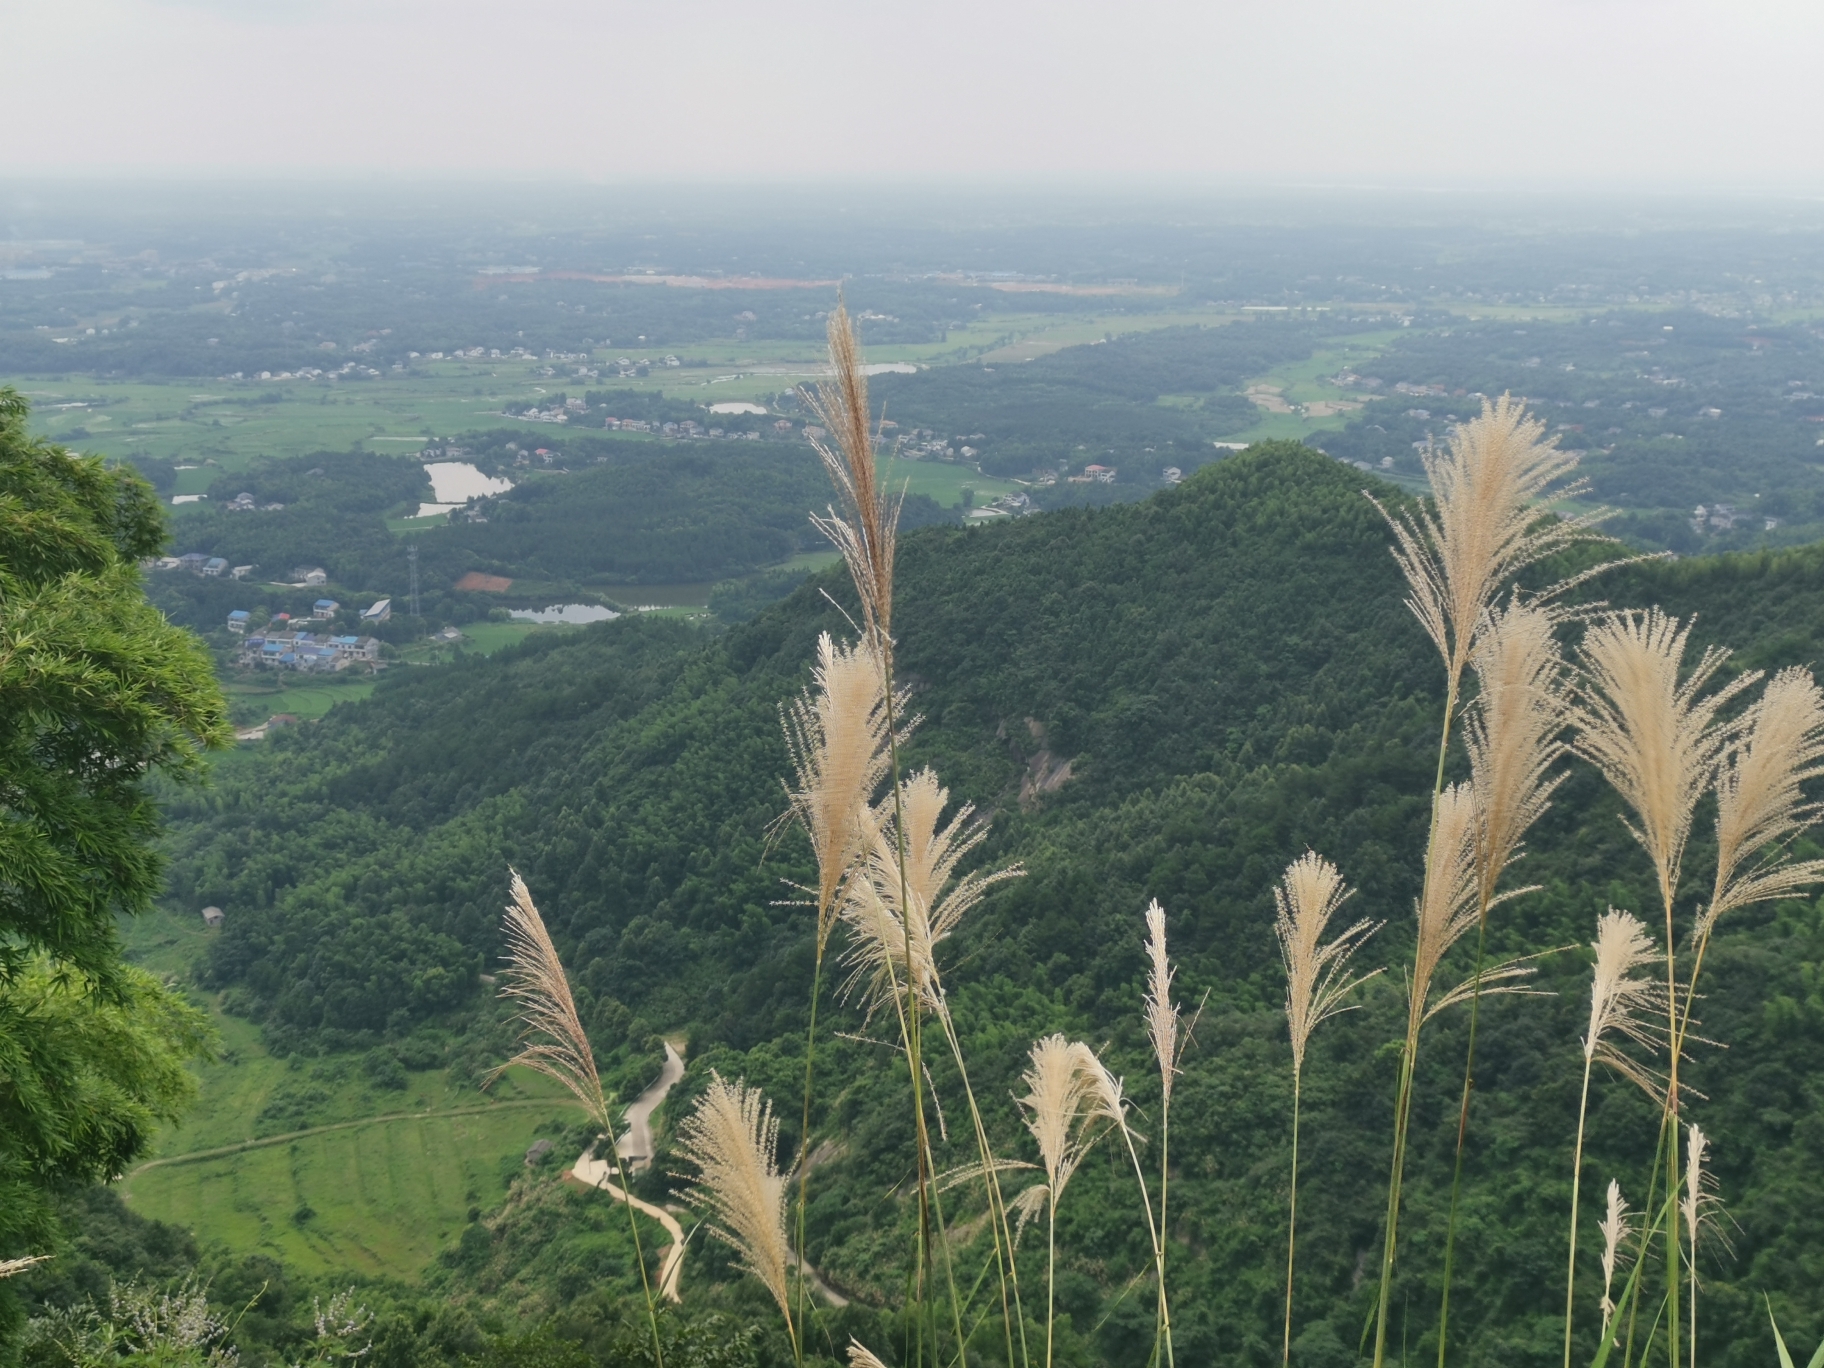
[140,443,1824,1367]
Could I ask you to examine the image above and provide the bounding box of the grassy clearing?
[116,907,580,1277]
[445,621,543,655]
[879,454,1018,505]
[121,1106,578,1277]
[225,676,378,721]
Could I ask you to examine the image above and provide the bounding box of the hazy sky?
[8,0,1823,189]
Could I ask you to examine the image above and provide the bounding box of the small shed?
[525,1139,555,1167]
[201,906,224,928]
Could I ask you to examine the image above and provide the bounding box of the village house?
[312,598,339,619]
[226,610,251,633]
[361,598,392,624]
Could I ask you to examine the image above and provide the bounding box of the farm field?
[115,909,583,1276]
[1,307,1257,470]
[121,1105,578,1277]
[223,675,378,722]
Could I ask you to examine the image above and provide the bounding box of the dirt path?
[122,1099,569,1179]
[564,1152,688,1302]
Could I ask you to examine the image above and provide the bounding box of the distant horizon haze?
[6,0,1823,190]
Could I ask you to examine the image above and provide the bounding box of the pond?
[508,604,621,625]
[418,461,513,516]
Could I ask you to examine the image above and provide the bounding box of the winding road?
[616,1042,685,1173]
[564,1041,690,1301]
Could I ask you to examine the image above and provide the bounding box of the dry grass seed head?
[802,300,901,642]
[840,769,1022,1015]
[488,870,609,1131]
[1584,908,1667,1102]
[1413,784,1541,1023]
[1008,1182,1052,1249]
[1575,608,1755,899]
[1467,597,1573,904]
[847,1341,892,1368]
[1374,395,1602,684]
[675,1072,795,1324]
[779,631,898,940]
[1143,900,1182,1101]
[1018,1034,1113,1204]
[1705,666,1824,933]
[1598,1180,1634,1332]
[1273,853,1381,1075]
[1681,1123,1729,1269]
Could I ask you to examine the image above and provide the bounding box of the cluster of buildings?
[146,552,256,579]
[965,491,1034,521]
[1691,503,1777,534]
[237,627,382,672]
[598,415,764,440]
[224,492,285,512]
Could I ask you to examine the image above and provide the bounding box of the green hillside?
[144,443,1824,1365]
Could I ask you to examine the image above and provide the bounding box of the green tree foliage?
[0,388,229,976]
[0,386,227,1340]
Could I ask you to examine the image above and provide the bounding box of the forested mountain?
[155,444,1824,1367]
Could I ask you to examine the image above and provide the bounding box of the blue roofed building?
[227,610,251,633]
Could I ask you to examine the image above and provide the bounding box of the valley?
[12,193,1824,1367]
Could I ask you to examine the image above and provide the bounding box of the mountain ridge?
[154,442,1824,1364]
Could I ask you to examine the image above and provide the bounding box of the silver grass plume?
[1702,666,1824,938]
[1565,910,1664,1368]
[801,300,901,644]
[1598,1181,1633,1337]
[1583,909,1666,1100]
[1018,1035,1107,1207]
[1372,395,1604,699]
[1410,784,1539,1025]
[488,871,666,1366]
[779,630,901,948]
[840,768,1021,1017]
[675,1072,797,1345]
[1020,1035,1122,1368]
[1273,854,1381,1075]
[1143,900,1185,1102]
[1574,609,1754,919]
[487,870,610,1131]
[1274,853,1378,1368]
[1682,1123,1726,1368]
[846,1342,891,1368]
[1467,597,1573,910]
